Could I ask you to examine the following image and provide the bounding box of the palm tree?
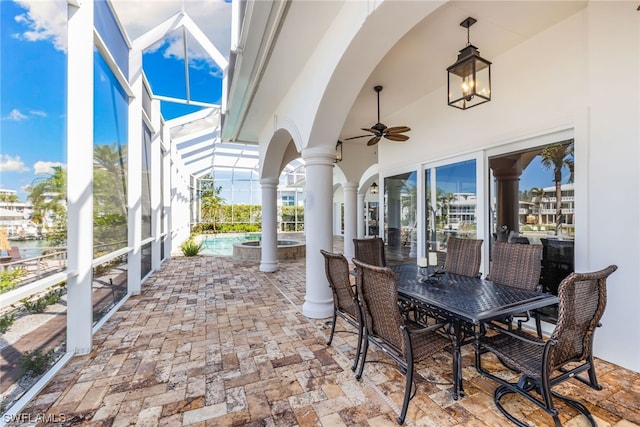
[530,187,545,226]
[27,166,67,244]
[199,174,225,231]
[0,194,19,203]
[540,140,574,235]
[94,142,128,217]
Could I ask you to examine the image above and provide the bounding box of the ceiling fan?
[345,85,411,146]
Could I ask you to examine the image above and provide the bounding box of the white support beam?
[128,49,143,294]
[132,11,184,51]
[182,13,229,70]
[66,0,94,355]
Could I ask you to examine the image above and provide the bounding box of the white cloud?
[111,0,231,59]
[209,67,224,79]
[3,109,48,121]
[30,110,47,117]
[0,155,29,172]
[170,113,220,139]
[14,0,67,52]
[33,161,65,175]
[12,0,231,62]
[6,109,28,121]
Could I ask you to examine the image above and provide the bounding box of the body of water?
[200,233,261,256]
[5,239,52,258]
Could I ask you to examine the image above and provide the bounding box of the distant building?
[526,183,575,226]
[0,189,38,238]
[0,188,65,238]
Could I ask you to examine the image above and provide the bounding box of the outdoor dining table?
[390,263,559,400]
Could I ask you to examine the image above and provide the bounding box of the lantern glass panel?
[448,56,491,110]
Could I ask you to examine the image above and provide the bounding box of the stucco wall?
[377,5,639,371]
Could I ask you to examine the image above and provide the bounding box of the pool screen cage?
[189,143,305,232]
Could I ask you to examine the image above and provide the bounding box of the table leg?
[451,318,465,400]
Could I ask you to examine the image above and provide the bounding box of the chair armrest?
[401,321,447,335]
[485,321,546,346]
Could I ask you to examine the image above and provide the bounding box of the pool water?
[200,234,261,256]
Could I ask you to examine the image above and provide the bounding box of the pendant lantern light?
[447,17,492,110]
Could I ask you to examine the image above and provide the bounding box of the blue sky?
[1,0,67,200]
[1,0,229,201]
[0,0,567,203]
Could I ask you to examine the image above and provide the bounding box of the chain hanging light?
[370,182,378,194]
[447,17,492,110]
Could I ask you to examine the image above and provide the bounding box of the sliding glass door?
[383,171,417,264]
[425,159,478,267]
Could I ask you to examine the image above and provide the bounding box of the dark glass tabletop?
[392,264,558,325]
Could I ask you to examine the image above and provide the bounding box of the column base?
[259,261,279,272]
[302,298,333,319]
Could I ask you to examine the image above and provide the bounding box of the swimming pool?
[199,234,261,256]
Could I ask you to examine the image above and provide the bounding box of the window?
[93,50,128,256]
[384,171,417,263]
[425,159,477,265]
[488,138,575,324]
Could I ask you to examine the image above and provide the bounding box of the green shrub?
[22,297,49,313]
[0,268,26,294]
[21,288,64,313]
[181,239,204,256]
[0,313,15,333]
[215,223,261,233]
[191,222,262,234]
[19,348,56,377]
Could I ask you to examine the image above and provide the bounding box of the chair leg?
[398,360,413,425]
[352,323,363,372]
[327,311,337,345]
[494,385,551,427]
[550,390,598,427]
[585,354,602,390]
[355,336,369,380]
[534,311,543,338]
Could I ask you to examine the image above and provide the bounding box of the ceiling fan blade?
[367,136,381,146]
[361,127,377,133]
[344,134,372,140]
[385,133,409,142]
[385,126,411,134]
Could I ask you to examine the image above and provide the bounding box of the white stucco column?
[301,146,335,319]
[357,192,365,238]
[343,182,358,260]
[260,177,279,272]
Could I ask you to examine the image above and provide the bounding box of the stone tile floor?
[13,255,640,426]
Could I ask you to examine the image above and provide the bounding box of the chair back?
[353,238,386,267]
[443,237,483,277]
[549,265,618,369]
[320,249,358,320]
[352,259,405,355]
[487,241,542,291]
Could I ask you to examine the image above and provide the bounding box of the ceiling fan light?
[345,85,410,145]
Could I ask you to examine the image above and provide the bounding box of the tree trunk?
[554,172,562,236]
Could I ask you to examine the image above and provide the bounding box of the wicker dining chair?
[352,259,452,425]
[353,237,386,267]
[443,236,483,278]
[476,265,618,427]
[487,241,544,337]
[320,249,363,372]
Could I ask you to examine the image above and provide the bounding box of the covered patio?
[1,0,639,424]
[15,252,640,426]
